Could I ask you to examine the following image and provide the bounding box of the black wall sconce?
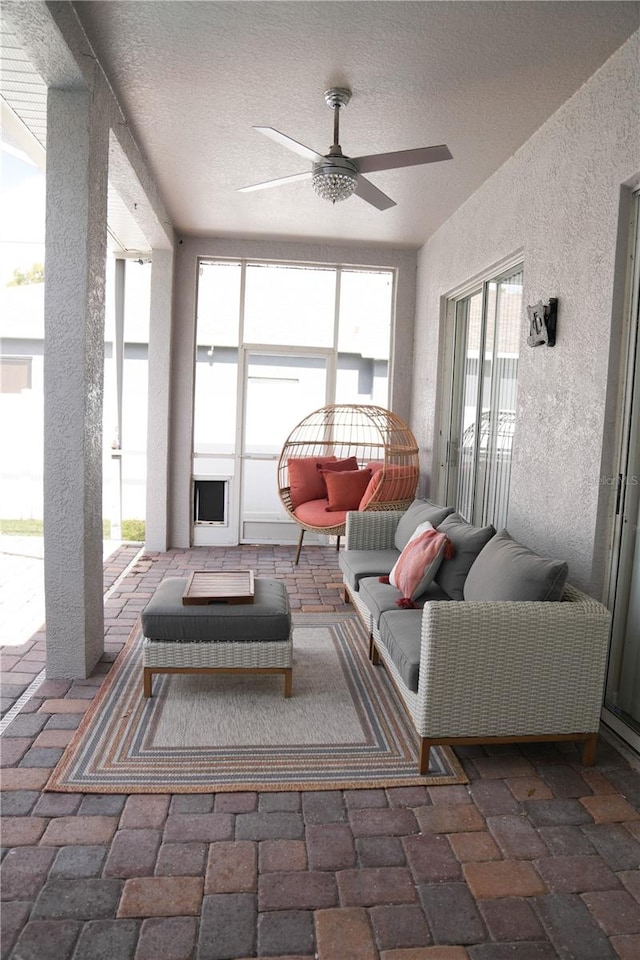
[527,298,557,347]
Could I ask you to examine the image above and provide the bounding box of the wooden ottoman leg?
[283,668,293,698]
[143,667,153,698]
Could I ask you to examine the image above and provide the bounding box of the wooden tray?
[182,570,255,605]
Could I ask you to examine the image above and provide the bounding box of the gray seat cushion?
[358,576,450,626]
[141,577,291,642]
[435,514,496,600]
[394,499,455,552]
[379,610,423,693]
[338,549,400,591]
[464,529,569,602]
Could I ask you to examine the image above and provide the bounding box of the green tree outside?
[7,263,45,286]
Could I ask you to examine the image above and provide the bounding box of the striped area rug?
[46,613,465,793]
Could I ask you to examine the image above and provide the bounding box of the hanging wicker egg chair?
[277,403,420,563]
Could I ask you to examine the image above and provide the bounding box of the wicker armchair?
[343,510,612,775]
[278,404,419,563]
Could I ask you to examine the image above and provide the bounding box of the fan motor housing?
[312,156,359,178]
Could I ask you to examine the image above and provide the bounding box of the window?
[0,356,32,393]
[192,258,395,544]
[445,264,523,529]
[193,259,395,461]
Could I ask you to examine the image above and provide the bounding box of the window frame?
[437,252,524,522]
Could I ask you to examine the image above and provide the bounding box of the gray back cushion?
[435,513,496,600]
[464,529,569,602]
[394,499,455,552]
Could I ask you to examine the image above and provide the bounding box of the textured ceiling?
[73,1,639,249]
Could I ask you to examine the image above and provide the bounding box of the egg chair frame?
[277,404,420,564]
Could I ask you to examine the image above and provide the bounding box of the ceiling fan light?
[312,169,357,204]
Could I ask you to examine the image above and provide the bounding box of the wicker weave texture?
[414,588,610,738]
[277,404,419,536]
[143,638,293,669]
[345,510,404,551]
[348,531,611,745]
[349,589,374,633]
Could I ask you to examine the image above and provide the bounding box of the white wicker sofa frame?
[342,510,612,775]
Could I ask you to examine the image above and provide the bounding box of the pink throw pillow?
[389,522,449,600]
[323,468,372,511]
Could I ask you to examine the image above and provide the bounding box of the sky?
[0,134,46,286]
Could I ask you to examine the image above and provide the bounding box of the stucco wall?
[170,237,417,547]
[412,30,640,595]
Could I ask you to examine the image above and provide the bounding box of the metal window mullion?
[484,281,503,526]
[327,267,340,405]
[443,297,461,504]
[470,283,489,524]
[234,263,248,541]
[114,258,125,449]
[387,269,397,410]
[111,257,126,539]
[453,294,481,521]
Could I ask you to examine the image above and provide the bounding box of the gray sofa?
[339,499,612,774]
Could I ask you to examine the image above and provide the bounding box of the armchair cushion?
[359,575,449,626]
[379,609,423,693]
[339,549,401,592]
[293,498,347,529]
[435,514,496,600]
[394,499,455,551]
[464,529,569,602]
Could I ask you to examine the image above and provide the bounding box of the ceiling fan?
[238,88,453,210]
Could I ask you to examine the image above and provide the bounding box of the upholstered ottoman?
[140,577,292,698]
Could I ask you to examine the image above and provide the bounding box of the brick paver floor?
[1,543,639,959]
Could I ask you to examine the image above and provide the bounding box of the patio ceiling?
[2,3,639,253]
[71,1,639,249]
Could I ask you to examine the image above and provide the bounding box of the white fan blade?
[354,175,396,211]
[354,144,453,174]
[254,127,324,162]
[238,171,312,193]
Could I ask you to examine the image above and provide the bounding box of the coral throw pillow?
[319,456,359,475]
[359,464,419,509]
[323,469,372,511]
[389,522,452,602]
[288,456,337,508]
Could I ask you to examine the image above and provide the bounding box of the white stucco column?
[43,88,109,677]
[145,248,174,551]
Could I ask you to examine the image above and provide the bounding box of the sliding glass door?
[604,191,640,753]
[446,266,523,529]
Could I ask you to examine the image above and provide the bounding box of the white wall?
[412,30,640,595]
[170,237,417,547]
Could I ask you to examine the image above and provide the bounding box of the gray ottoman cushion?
[141,577,291,642]
[358,576,450,626]
[338,549,400,591]
[379,610,423,693]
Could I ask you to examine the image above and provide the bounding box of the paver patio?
[1,542,639,959]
